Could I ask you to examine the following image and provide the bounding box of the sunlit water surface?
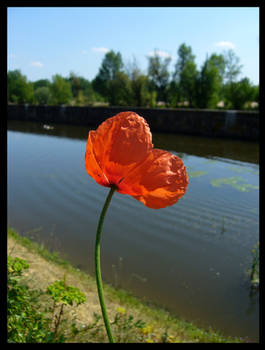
[7,120,259,341]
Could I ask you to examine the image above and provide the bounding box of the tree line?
[8,43,259,110]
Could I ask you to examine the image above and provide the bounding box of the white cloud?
[92,47,110,54]
[147,50,172,59]
[215,41,235,49]
[31,61,43,67]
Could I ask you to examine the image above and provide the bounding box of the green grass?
[8,227,247,343]
[8,228,73,269]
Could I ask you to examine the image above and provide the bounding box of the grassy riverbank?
[8,227,247,343]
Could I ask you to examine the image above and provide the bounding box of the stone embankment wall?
[8,105,259,141]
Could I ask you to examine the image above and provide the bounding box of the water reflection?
[246,286,259,317]
[7,120,259,164]
[7,119,259,341]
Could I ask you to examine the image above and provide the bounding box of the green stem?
[95,185,116,343]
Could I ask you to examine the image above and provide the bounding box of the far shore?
[7,104,259,141]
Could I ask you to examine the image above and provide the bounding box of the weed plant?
[7,229,248,343]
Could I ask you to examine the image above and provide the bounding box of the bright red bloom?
[85,111,188,209]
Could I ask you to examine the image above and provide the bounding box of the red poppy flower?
[85,111,188,209]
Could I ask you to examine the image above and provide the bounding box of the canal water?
[7,120,259,341]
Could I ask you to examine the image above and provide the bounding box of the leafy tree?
[33,79,51,91]
[108,71,133,106]
[196,53,225,108]
[8,70,34,104]
[126,59,153,107]
[131,74,153,107]
[79,77,93,95]
[179,61,198,107]
[167,81,180,107]
[68,72,82,98]
[252,85,259,102]
[222,50,248,110]
[174,43,198,107]
[223,49,243,84]
[92,50,123,99]
[83,86,105,105]
[174,43,196,77]
[124,56,141,80]
[224,77,255,110]
[67,72,105,105]
[50,74,73,105]
[34,86,52,105]
[7,46,257,111]
[147,50,171,104]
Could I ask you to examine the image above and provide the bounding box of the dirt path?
[7,236,123,326]
[8,234,244,343]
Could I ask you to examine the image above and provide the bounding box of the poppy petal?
[85,131,110,187]
[89,112,153,185]
[118,149,189,209]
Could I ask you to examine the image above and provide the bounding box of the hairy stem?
[95,185,116,343]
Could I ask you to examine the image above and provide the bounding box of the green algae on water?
[189,171,208,178]
[210,176,259,192]
[227,166,259,175]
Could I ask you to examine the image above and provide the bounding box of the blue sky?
[7,7,259,85]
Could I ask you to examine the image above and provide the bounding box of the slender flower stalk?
[86,112,189,343]
[94,185,116,343]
